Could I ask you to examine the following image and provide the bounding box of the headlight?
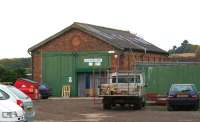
[2,112,18,118]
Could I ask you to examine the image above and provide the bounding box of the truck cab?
[100,72,146,110]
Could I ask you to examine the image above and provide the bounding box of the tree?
[0,65,6,82]
[171,40,193,53]
[172,45,177,53]
[181,40,189,46]
[0,65,26,83]
[168,45,177,54]
[14,68,26,79]
[3,70,16,83]
[0,58,31,70]
[168,40,200,56]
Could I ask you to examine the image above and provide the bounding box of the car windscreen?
[7,86,28,99]
[170,85,196,92]
[0,89,9,100]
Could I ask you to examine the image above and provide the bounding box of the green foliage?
[0,58,30,83]
[14,68,26,78]
[0,67,27,83]
[0,58,31,70]
[0,65,6,82]
[175,40,193,53]
[168,40,200,58]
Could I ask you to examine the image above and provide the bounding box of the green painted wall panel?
[137,64,200,94]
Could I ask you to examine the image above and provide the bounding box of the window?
[129,77,135,83]
[0,89,9,100]
[135,75,141,83]
[112,75,141,83]
[85,74,90,89]
[118,77,127,83]
[112,76,116,83]
[170,85,196,92]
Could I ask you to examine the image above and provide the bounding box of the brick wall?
[111,52,168,72]
[31,29,168,82]
[32,29,114,82]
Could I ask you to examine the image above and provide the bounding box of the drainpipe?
[27,50,33,80]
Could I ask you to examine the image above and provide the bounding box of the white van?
[0,89,25,122]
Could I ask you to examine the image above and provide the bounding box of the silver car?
[0,84,35,122]
[0,89,25,122]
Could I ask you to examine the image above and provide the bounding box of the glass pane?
[135,75,141,83]
[171,85,194,92]
[0,89,9,100]
[118,77,127,83]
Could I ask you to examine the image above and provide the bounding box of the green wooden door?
[43,54,61,96]
[43,53,75,96]
[60,54,76,96]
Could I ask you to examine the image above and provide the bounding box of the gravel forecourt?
[34,98,200,122]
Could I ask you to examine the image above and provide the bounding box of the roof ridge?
[74,22,129,33]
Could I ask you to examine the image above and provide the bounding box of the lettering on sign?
[84,58,102,63]
[95,62,101,66]
[84,58,102,66]
[89,62,93,66]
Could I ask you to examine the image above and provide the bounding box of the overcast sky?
[0,0,199,59]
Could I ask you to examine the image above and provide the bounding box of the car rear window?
[7,86,28,99]
[171,85,196,92]
[0,89,9,100]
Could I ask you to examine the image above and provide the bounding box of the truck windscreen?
[112,75,141,83]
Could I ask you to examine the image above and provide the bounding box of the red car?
[14,78,40,100]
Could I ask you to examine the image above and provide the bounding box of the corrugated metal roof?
[28,22,168,54]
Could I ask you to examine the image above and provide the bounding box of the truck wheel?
[120,104,125,107]
[142,101,146,107]
[142,97,146,107]
[103,104,111,110]
[134,103,142,110]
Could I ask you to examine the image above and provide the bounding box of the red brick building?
[28,22,168,96]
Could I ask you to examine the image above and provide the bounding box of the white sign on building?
[84,58,102,66]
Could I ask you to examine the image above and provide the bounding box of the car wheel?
[193,103,199,111]
[42,96,49,99]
